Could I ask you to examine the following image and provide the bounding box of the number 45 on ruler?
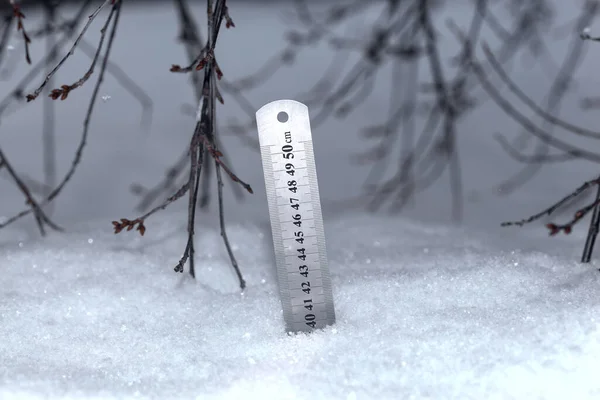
[256,99,336,334]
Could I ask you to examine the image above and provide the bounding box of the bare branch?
[8,0,31,64]
[26,0,115,102]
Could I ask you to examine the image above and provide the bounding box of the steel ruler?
[256,99,336,333]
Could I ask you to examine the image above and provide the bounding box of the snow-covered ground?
[2,213,599,399]
[2,1,600,399]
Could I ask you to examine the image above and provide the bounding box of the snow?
[2,1,600,399]
[1,213,599,399]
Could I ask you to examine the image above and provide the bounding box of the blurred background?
[2,0,600,253]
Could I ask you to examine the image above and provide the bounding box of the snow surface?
[2,213,599,399]
[2,0,600,399]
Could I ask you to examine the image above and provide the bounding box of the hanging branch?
[0,8,14,71]
[580,27,600,264]
[0,0,93,231]
[0,1,151,221]
[7,0,31,64]
[25,0,117,102]
[41,0,58,211]
[0,1,151,122]
[129,0,250,215]
[501,177,600,229]
[0,147,62,235]
[581,185,600,263]
[112,0,252,290]
[268,0,600,264]
[0,0,124,231]
[220,0,578,223]
[1,0,249,286]
[470,4,600,264]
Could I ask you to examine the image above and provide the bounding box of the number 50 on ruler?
[256,99,336,333]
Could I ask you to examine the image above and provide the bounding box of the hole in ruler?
[277,111,288,123]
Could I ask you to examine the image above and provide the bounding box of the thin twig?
[0,147,62,234]
[0,11,14,71]
[582,184,600,263]
[25,0,115,102]
[8,0,31,64]
[112,182,191,237]
[215,141,245,289]
[501,177,600,229]
[0,1,94,120]
[42,0,57,210]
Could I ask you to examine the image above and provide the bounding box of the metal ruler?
[256,99,336,333]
